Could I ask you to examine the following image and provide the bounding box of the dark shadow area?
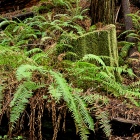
[0,114,8,136]
[111,120,140,137]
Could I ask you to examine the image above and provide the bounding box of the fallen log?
[0,12,34,30]
[111,117,140,125]
[0,0,39,14]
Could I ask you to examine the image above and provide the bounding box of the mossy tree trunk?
[90,0,115,24]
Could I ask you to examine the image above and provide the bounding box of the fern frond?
[16,64,46,81]
[73,93,94,131]
[25,48,43,56]
[95,109,111,138]
[129,80,140,89]
[83,93,109,106]
[82,92,111,137]
[10,81,44,129]
[41,36,52,44]
[0,45,27,70]
[0,19,16,28]
[31,52,48,63]
[82,54,106,67]
[48,84,63,102]
[49,70,72,103]
[117,30,136,38]
[49,70,94,140]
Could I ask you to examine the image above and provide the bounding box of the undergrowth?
[0,1,140,140]
[118,10,140,62]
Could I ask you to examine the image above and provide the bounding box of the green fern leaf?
[73,93,94,131]
[10,81,44,129]
[49,70,94,140]
[96,110,111,137]
[16,64,46,81]
[82,54,106,67]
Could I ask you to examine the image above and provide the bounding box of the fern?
[0,45,26,70]
[83,93,109,106]
[81,92,111,137]
[0,19,16,28]
[10,81,44,129]
[128,11,140,31]
[10,64,46,129]
[82,54,106,67]
[0,2,140,139]
[16,64,46,81]
[95,109,111,138]
[129,80,140,90]
[25,48,49,64]
[49,70,94,140]
[25,48,43,56]
[66,54,140,106]
[73,93,94,131]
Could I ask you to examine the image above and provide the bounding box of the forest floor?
[0,0,140,140]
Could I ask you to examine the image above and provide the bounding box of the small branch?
[111,117,140,125]
[20,44,45,47]
[12,12,34,21]
[115,4,121,23]
[0,12,34,30]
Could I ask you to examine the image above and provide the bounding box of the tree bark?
[121,0,133,32]
[90,0,115,25]
[121,0,136,56]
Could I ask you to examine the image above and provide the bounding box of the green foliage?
[10,64,46,129]
[118,10,140,62]
[42,0,88,19]
[16,64,46,81]
[0,2,140,140]
[95,110,111,137]
[49,70,94,140]
[118,41,135,58]
[128,10,140,31]
[82,93,111,137]
[65,54,139,105]
[0,135,23,140]
[0,45,30,70]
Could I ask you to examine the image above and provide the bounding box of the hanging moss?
[105,24,118,66]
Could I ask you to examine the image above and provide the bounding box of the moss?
[138,42,140,53]
[107,24,118,66]
[57,24,119,66]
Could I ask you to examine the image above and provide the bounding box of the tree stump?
[57,24,118,67]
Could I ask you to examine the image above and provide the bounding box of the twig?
[111,117,140,125]
[115,4,121,23]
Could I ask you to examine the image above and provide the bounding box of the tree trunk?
[121,0,136,56]
[121,0,133,32]
[90,0,115,25]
